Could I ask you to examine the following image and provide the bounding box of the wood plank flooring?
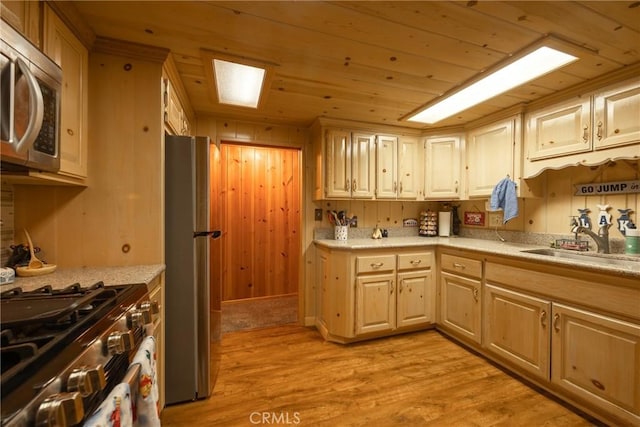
[161,325,598,426]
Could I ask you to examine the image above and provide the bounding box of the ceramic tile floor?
[221,294,298,333]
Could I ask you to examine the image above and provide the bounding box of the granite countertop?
[314,236,640,279]
[1,264,166,293]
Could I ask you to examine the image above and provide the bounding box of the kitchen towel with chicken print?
[132,336,160,427]
[490,177,519,223]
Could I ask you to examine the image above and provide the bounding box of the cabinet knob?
[472,288,479,302]
[597,121,603,140]
[66,128,74,136]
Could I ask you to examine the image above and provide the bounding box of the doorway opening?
[214,142,301,332]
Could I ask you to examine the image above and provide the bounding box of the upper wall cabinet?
[324,129,376,199]
[376,135,423,200]
[43,5,89,179]
[524,78,640,178]
[466,116,522,198]
[163,78,191,136]
[424,134,462,199]
[1,1,41,48]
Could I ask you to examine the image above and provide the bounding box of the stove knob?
[35,392,84,427]
[127,308,152,328]
[139,300,160,314]
[106,330,135,355]
[67,365,106,397]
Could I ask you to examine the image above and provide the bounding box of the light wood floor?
[161,325,598,426]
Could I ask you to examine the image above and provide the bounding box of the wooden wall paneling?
[254,146,268,297]
[241,146,257,298]
[267,147,281,297]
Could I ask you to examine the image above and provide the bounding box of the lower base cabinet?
[552,303,640,425]
[484,283,550,380]
[316,246,435,342]
[482,260,640,426]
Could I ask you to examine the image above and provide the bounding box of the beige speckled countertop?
[0,264,165,292]
[314,236,640,279]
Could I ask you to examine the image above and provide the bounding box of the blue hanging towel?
[490,177,518,223]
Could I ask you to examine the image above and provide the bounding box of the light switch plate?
[314,208,323,221]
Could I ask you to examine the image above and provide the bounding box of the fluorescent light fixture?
[213,59,266,108]
[407,46,579,124]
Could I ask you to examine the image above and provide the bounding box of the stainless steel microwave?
[1,22,61,173]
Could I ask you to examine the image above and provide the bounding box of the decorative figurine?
[577,208,591,229]
[617,209,635,236]
[596,204,612,228]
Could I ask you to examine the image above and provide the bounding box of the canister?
[626,228,639,255]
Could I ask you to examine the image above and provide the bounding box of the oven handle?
[122,362,141,393]
[13,57,44,154]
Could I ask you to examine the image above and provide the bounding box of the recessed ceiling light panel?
[407,45,579,125]
[213,59,266,108]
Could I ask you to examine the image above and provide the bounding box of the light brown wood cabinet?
[465,116,521,198]
[484,283,550,380]
[484,259,640,426]
[438,252,483,345]
[523,78,640,178]
[163,78,191,136]
[316,245,435,343]
[551,303,640,426]
[43,5,89,179]
[424,134,462,199]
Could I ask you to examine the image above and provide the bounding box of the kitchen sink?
[521,248,640,268]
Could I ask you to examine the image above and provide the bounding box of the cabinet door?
[375,135,398,199]
[44,6,88,178]
[551,303,640,424]
[593,80,640,150]
[351,132,375,199]
[440,271,481,344]
[525,97,592,161]
[325,129,352,198]
[397,269,433,328]
[484,284,551,380]
[317,250,330,330]
[425,135,461,199]
[466,118,516,197]
[355,272,396,335]
[397,136,421,199]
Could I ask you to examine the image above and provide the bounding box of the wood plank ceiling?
[72,1,640,130]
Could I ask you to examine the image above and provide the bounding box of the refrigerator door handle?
[193,230,222,239]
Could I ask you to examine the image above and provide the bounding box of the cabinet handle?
[393,181,397,192]
[597,121,603,140]
[345,179,350,191]
[540,310,547,327]
[591,379,605,391]
[582,125,589,142]
[472,288,479,302]
[370,262,384,269]
[399,181,403,194]
[453,262,466,270]
[352,179,357,191]
[67,128,74,136]
[454,180,458,193]
[548,140,554,144]
[614,128,620,134]
[553,313,560,332]
[410,259,422,265]
[399,279,403,293]
[390,280,394,294]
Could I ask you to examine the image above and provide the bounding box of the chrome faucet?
[571,218,610,254]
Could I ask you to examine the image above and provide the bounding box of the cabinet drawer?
[356,254,396,274]
[440,253,482,278]
[398,252,433,270]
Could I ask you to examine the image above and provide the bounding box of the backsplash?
[1,184,14,267]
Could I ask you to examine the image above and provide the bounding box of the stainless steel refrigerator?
[164,134,221,404]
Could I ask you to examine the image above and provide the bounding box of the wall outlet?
[314,208,323,221]
[488,211,503,227]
